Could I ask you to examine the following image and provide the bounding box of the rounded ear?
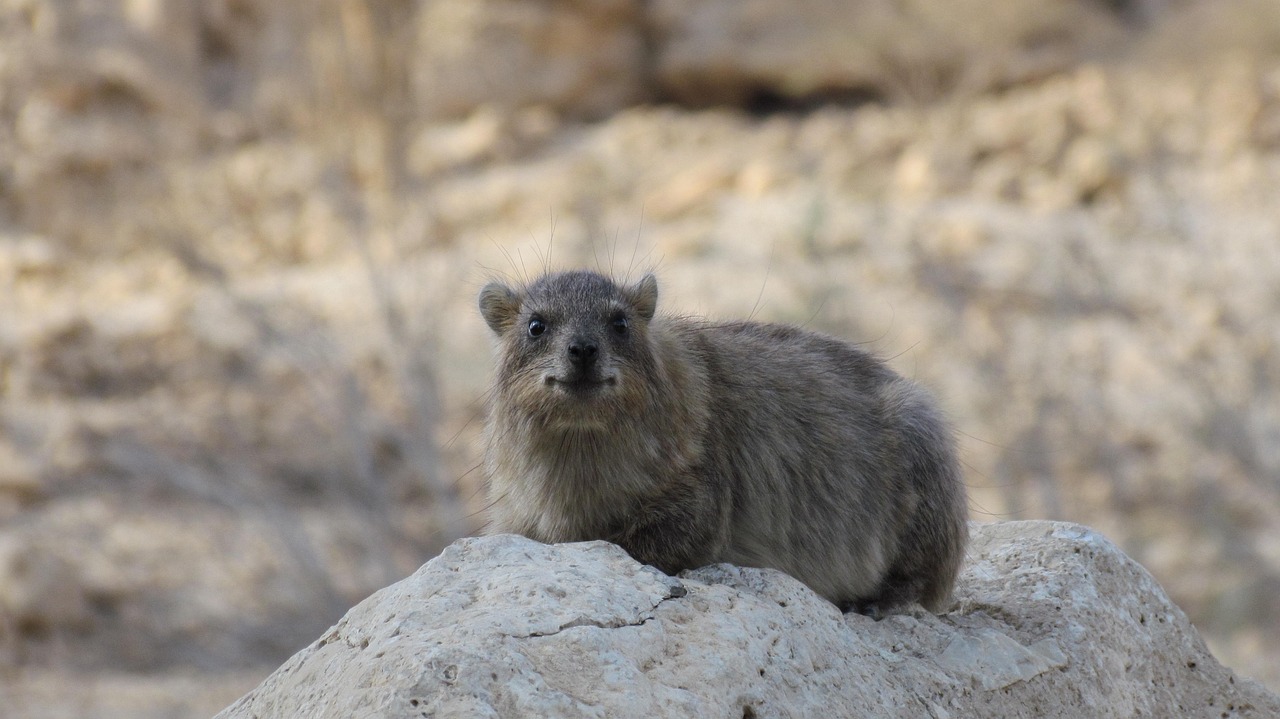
[628,273,658,321]
[478,282,520,335]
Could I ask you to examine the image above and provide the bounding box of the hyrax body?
[478,270,967,613]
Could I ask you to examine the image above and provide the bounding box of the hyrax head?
[479,271,659,425]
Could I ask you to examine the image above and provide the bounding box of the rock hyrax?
[478,270,967,613]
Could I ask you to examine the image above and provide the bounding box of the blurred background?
[1,0,1278,715]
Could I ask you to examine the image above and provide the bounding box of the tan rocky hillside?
[1,1,1278,716]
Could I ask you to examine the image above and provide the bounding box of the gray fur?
[478,270,968,614]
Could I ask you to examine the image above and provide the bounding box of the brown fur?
[478,270,968,614]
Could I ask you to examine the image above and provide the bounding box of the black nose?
[567,339,599,370]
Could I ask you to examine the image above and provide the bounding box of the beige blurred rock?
[892,144,940,198]
[412,0,646,121]
[1061,136,1122,200]
[645,157,737,219]
[4,669,262,719]
[0,498,382,670]
[649,0,1126,106]
[0,534,93,634]
[0,234,61,281]
[0,439,40,508]
[407,106,507,176]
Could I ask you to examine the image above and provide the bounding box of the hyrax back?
[478,270,968,613]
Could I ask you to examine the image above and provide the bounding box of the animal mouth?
[544,374,618,392]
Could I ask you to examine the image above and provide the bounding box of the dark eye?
[611,315,629,336]
[527,318,546,338]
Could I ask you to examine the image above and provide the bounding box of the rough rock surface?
[217,521,1279,719]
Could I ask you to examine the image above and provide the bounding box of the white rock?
[217,521,1280,719]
